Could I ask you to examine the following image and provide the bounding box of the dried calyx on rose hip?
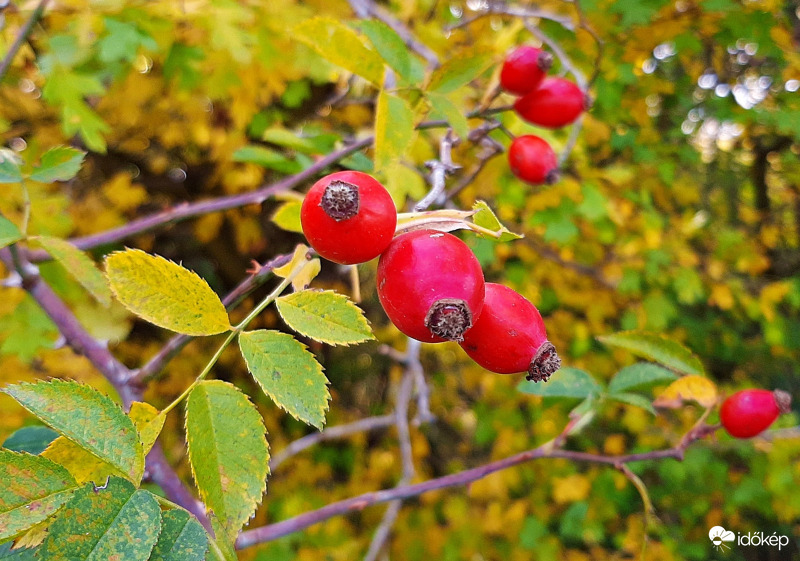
[377,229,485,343]
[500,45,553,96]
[720,388,792,439]
[300,170,397,265]
[459,283,561,382]
[514,77,589,129]
[508,135,558,185]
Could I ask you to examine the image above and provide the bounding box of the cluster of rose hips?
[300,170,561,382]
[720,388,792,439]
[500,46,588,185]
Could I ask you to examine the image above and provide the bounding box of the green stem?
[159,251,311,416]
[20,181,31,236]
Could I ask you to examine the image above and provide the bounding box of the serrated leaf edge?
[275,290,374,346]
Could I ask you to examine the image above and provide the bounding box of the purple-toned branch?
[25,137,375,262]
[0,0,51,82]
[237,424,719,549]
[132,250,295,383]
[146,443,212,532]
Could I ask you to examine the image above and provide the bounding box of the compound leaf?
[239,330,330,430]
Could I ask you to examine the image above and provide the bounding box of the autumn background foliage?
[1,0,800,560]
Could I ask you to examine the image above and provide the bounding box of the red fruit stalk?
[514,77,588,129]
[500,46,553,96]
[377,230,485,343]
[508,135,558,185]
[300,171,397,265]
[460,283,561,382]
[720,389,792,438]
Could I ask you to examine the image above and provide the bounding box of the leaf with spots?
[128,401,165,455]
[2,380,144,483]
[105,248,231,336]
[0,450,77,542]
[275,289,374,345]
[239,330,330,430]
[39,477,161,561]
[185,381,269,541]
[149,509,208,561]
[41,437,126,486]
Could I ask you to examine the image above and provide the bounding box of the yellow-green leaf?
[0,450,77,542]
[128,402,165,455]
[427,51,493,94]
[472,201,524,242]
[185,381,268,541]
[294,17,384,86]
[29,146,86,183]
[31,236,111,306]
[653,375,718,409]
[42,437,125,485]
[105,248,231,336]
[374,90,415,172]
[276,289,374,345]
[358,19,414,82]
[239,330,330,430]
[427,92,469,140]
[0,216,22,249]
[271,200,303,233]
[3,380,144,483]
[597,331,705,376]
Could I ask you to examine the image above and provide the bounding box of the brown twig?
[236,424,720,548]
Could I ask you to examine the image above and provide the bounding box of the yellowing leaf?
[276,289,374,345]
[427,50,493,94]
[273,244,311,279]
[128,402,165,455]
[294,17,385,86]
[42,437,124,485]
[31,236,111,306]
[653,375,718,409]
[239,330,330,429]
[105,248,231,336]
[271,200,303,233]
[375,90,415,172]
[472,200,524,242]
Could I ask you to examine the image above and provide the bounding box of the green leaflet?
[0,450,77,542]
[293,17,385,86]
[607,362,678,394]
[427,50,493,94]
[1,426,58,455]
[275,289,374,345]
[606,392,657,415]
[358,19,414,82]
[31,236,111,306]
[105,248,231,336]
[426,92,469,140]
[185,381,269,541]
[0,150,23,183]
[239,330,330,430]
[149,509,208,561]
[518,367,603,400]
[2,380,144,483]
[472,201,524,242]
[597,331,705,375]
[39,477,161,561]
[0,217,22,249]
[29,146,86,183]
[374,90,415,172]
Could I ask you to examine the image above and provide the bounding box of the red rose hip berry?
[720,389,792,438]
[377,229,485,343]
[300,171,397,265]
[500,46,553,96]
[460,283,561,382]
[508,135,558,185]
[514,77,588,129]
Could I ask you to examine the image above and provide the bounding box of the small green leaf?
[374,90,415,172]
[426,92,469,140]
[358,19,413,81]
[2,380,144,483]
[517,367,602,399]
[0,450,77,542]
[607,362,678,394]
[31,236,111,306]
[427,51,493,94]
[1,426,58,455]
[105,248,231,336]
[0,150,22,183]
[606,392,657,415]
[39,478,161,561]
[239,330,330,430]
[276,290,374,345]
[232,145,301,174]
[271,201,303,233]
[294,17,385,86]
[0,217,22,249]
[598,331,705,376]
[185,381,268,541]
[472,200,524,242]
[29,146,86,183]
[149,509,208,561]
